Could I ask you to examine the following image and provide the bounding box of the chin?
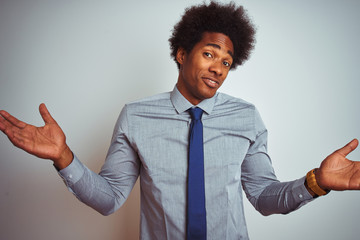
[201,91,217,100]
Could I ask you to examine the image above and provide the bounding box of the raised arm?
[0,103,140,215]
[0,103,73,169]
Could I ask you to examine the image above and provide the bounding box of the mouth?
[202,77,219,88]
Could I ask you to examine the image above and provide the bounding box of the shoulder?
[124,92,172,112]
[215,92,256,111]
[127,92,171,106]
[214,92,265,131]
[115,91,173,131]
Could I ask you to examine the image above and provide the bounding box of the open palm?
[316,139,360,191]
[0,104,72,168]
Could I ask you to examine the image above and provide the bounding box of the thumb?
[39,103,56,124]
[335,139,359,157]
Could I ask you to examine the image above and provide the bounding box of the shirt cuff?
[292,176,314,207]
[57,155,85,186]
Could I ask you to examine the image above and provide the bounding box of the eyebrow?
[206,43,234,59]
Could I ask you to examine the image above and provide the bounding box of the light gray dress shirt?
[59,86,313,239]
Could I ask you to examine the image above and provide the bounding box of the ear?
[176,47,186,65]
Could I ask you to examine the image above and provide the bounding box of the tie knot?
[189,107,203,120]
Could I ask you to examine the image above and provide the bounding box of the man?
[0,2,359,239]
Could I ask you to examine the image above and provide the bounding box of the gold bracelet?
[306,168,329,196]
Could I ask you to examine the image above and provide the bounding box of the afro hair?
[169,1,256,70]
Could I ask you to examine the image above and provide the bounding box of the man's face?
[176,32,234,105]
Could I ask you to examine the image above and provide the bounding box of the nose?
[209,60,223,76]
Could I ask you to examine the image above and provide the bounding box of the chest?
[128,113,254,179]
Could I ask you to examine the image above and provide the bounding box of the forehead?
[195,32,234,56]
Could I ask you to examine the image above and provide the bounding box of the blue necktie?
[187,107,207,240]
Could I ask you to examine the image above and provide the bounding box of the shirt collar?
[170,85,217,115]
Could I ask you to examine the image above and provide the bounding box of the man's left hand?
[316,139,360,191]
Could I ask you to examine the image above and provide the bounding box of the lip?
[202,77,219,88]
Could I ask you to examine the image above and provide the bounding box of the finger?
[0,110,27,129]
[0,113,6,131]
[39,103,56,124]
[336,139,359,157]
[0,111,17,130]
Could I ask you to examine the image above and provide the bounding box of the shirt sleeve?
[241,108,314,216]
[58,105,140,216]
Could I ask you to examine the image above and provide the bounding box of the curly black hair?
[169,1,256,70]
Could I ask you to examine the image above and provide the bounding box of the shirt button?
[68,174,73,179]
[299,194,303,198]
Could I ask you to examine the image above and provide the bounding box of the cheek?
[221,69,230,81]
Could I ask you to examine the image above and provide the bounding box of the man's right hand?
[0,103,73,169]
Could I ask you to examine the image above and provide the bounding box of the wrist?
[53,146,73,170]
[304,180,317,197]
[305,168,330,198]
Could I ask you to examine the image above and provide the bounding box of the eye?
[204,52,213,58]
[223,61,231,67]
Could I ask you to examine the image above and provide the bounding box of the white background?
[0,0,359,239]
